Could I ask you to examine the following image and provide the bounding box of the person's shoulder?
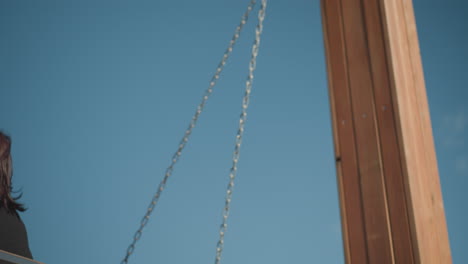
[0,205,32,259]
[0,205,21,220]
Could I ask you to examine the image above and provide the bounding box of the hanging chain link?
[214,1,267,264]
[119,1,257,263]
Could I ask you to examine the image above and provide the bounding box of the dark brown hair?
[0,131,26,214]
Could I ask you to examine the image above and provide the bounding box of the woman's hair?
[0,131,26,214]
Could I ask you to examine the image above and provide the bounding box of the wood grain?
[379,0,453,263]
[321,0,452,263]
[321,0,368,262]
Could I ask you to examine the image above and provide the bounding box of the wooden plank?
[360,0,415,262]
[322,0,394,262]
[338,0,394,262]
[0,250,45,264]
[321,0,368,262]
[321,0,452,263]
[379,0,453,263]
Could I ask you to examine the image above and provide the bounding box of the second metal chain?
[214,1,268,263]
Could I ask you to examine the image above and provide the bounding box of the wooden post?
[321,0,452,263]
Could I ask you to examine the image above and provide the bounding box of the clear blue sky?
[0,0,466,263]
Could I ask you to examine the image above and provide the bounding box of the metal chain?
[120,1,257,263]
[214,1,267,263]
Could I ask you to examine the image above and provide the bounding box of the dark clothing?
[0,206,32,261]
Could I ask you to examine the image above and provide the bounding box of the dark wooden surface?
[321,0,452,263]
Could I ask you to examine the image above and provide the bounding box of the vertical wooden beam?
[321,0,452,263]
